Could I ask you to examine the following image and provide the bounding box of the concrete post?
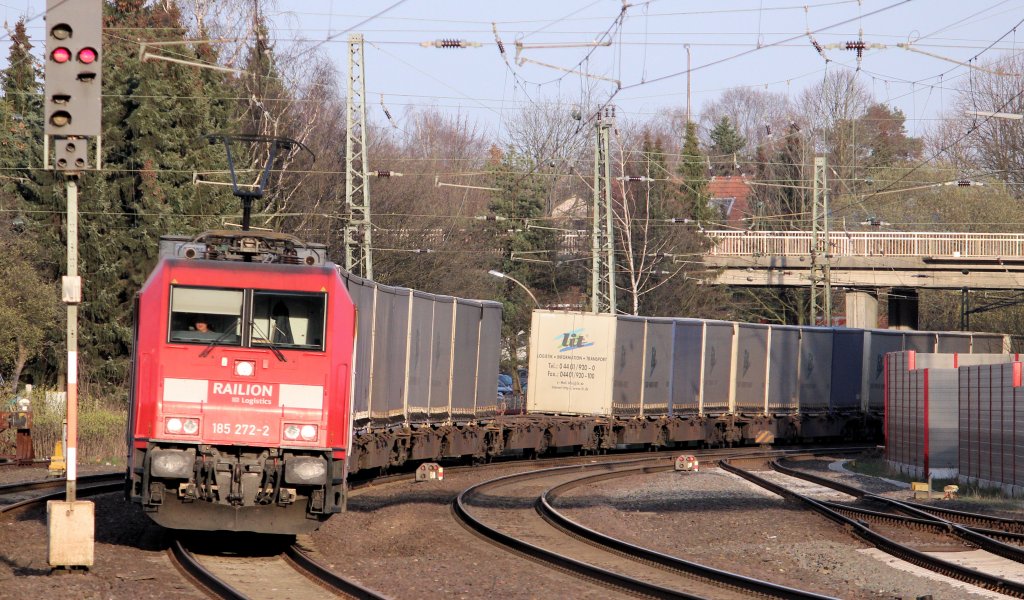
[845,290,878,329]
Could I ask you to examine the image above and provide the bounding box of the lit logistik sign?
[557,329,594,352]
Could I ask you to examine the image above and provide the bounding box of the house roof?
[551,195,587,220]
[706,175,752,228]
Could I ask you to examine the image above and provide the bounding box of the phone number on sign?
[211,422,271,437]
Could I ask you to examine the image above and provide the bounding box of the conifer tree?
[709,116,747,156]
[708,116,746,176]
[487,149,553,378]
[0,18,64,382]
[677,121,713,223]
[71,1,237,384]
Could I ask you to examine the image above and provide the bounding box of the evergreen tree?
[709,116,746,175]
[487,149,553,378]
[857,104,922,168]
[677,121,713,223]
[3,19,39,120]
[709,116,747,155]
[0,18,63,383]
[0,17,48,250]
[70,1,238,385]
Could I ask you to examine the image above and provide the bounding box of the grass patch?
[844,456,901,480]
[846,454,1017,506]
[1,388,126,466]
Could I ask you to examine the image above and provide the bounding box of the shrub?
[6,388,126,465]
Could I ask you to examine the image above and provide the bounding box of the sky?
[265,0,1024,139]
[6,0,1024,140]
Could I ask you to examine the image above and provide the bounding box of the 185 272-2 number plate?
[211,422,271,437]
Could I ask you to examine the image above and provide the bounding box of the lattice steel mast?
[591,107,616,314]
[810,156,831,324]
[345,33,372,278]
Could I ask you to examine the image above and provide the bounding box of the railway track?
[168,534,388,600]
[723,458,1024,598]
[0,471,121,513]
[0,470,388,599]
[771,459,1024,562]
[777,458,1024,532]
[454,449,841,600]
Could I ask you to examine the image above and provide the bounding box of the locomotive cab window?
[251,291,326,351]
[169,286,243,345]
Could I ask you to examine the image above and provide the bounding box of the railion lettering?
[212,382,275,397]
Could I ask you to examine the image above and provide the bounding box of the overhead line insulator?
[420,39,482,49]
[492,23,505,56]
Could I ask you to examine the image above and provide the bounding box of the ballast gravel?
[0,453,1015,599]
[0,466,204,599]
[556,459,997,599]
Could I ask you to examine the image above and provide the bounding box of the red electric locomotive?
[125,231,356,534]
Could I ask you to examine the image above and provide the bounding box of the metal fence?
[705,230,1024,258]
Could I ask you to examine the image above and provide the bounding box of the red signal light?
[51,47,71,63]
[78,47,97,64]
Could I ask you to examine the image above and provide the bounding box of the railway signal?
[44,0,102,171]
[45,0,102,573]
[44,0,103,140]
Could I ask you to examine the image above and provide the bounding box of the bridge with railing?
[699,230,1024,329]
[705,230,1024,260]
[701,230,1024,290]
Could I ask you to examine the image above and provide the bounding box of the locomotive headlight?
[151,448,196,479]
[300,425,318,441]
[283,424,301,440]
[285,457,327,485]
[182,418,200,435]
[234,360,255,377]
[165,417,183,434]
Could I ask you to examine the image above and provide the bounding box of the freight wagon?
[343,303,1009,471]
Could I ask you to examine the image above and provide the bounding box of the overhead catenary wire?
[12,0,1019,238]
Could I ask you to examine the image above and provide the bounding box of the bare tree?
[930,53,1024,197]
[607,126,722,317]
[797,70,873,196]
[370,108,497,297]
[699,87,792,156]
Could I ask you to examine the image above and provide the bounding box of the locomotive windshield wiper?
[250,320,287,362]
[198,317,241,358]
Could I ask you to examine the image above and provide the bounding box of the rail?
[704,230,1024,258]
[722,459,1024,598]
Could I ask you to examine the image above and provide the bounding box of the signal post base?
[47,500,94,569]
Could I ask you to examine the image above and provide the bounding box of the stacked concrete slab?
[960,362,1024,496]
[884,351,958,478]
[884,351,1024,490]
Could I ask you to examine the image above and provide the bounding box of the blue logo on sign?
[557,329,594,352]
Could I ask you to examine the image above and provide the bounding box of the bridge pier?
[887,288,919,330]
[845,290,878,329]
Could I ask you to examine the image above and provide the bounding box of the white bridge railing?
[704,230,1024,258]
